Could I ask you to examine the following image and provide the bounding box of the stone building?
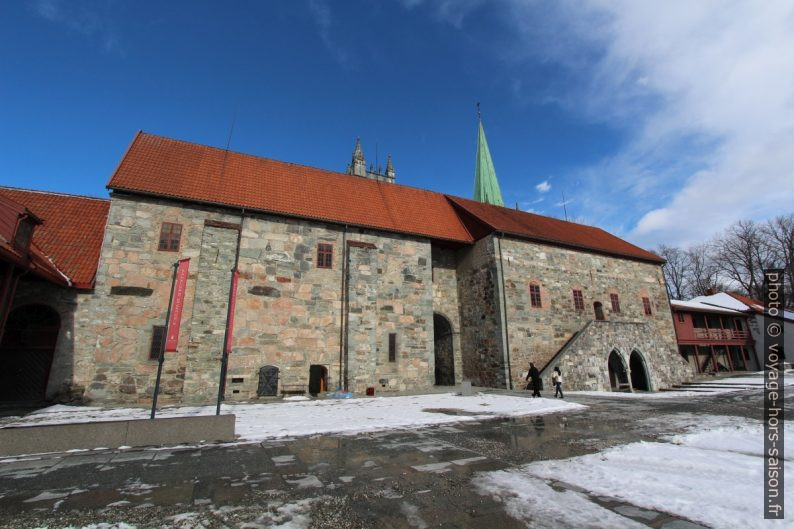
[0,187,109,402]
[1,132,690,405]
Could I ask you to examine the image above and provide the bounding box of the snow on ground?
[0,393,584,442]
[475,415,792,529]
[571,371,792,399]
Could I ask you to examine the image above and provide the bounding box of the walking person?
[552,366,564,399]
[525,362,541,398]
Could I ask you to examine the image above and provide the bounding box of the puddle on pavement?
[421,408,492,416]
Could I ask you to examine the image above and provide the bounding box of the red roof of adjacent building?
[108,132,663,264]
[446,196,664,263]
[108,132,473,244]
[726,292,765,312]
[0,187,110,289]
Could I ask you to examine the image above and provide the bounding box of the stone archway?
[607,349,629,391]
[0,304,60,401]
[629,350,651,391]
[433,313,455,386]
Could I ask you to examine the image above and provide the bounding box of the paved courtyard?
[0,381,789,528]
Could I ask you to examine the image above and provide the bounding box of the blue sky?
[2,1,793,249]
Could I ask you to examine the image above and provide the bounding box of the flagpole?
[151,261,179,419]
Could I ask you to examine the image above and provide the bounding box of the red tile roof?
[726,292,764,312]
[108,132,474,244]
[0,187,110,288]
[108,132,663,264]
[446,196,664,263]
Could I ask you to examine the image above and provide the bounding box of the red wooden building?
[670,298,757,374]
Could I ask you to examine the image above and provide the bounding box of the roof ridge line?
[130,131,453,198]
[0,185,109,202]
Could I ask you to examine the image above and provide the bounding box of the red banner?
[225,269,239,354]
[165,258,190,352]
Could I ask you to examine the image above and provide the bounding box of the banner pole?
[151,261,179,420]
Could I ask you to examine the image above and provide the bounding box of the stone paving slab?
[0,391,782,528]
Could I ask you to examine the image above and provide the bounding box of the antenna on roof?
[476,101,481,120]
[225,111,237,152]
[561,191,569,221]
[219,110,237,182]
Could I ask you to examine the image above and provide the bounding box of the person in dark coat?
[526,362,541,397]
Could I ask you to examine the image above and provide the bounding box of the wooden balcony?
[692,328,749,341]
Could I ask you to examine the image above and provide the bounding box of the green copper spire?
[473,117,504,207]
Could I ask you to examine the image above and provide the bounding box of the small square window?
[317,243,333,269]
[149,325,166,360]
[572,289,584,311]
[158,222,182,252]
[529,284,542,308]
[610,293,621,313]
[642,297,653,316]
[677,312,685,323]
[388,333,397,362]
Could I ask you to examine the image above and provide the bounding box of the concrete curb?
[0,414,236,457]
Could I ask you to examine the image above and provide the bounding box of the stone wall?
[456,236,507,388]
[497,237,689,391]
[431,247,463,385]
[78,193,438,404]
[9,280,89,401]
[538,320,691,391]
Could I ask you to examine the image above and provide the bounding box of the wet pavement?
[0,388,786,528]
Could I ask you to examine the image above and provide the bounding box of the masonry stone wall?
[229,217,435,398]
[456,236,507,388]
[431,247,463,385]
[10,280,90,401]
[538,320,691,391]
[497,237,689,391]
[78,193,437,404]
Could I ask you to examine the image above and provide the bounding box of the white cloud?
[33,0,122,53]
[504,1,794,247]
[535,180,551,193]
[308,0,355,69]
[397,0,487,29]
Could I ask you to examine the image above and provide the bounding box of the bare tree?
[763,214,794,303]
[686,243,722,297]
[657,244,688,299]
[711,220,773,299]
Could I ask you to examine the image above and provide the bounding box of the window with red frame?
[610,293,621,313]
[642,297,653,315]
[529,284,542,308]
[678,312,685,323]
[158,222,182,252]
[572,289,584,311]
[317,243,333,269]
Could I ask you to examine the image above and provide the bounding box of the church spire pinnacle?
[473,107,504,207]
[349,137,366,177]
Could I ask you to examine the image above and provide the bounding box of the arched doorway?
[594,302,605,321]
[607,350,629,391]
[0,304,60,401]
[433,313,455,385]
[629,351,650,391]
